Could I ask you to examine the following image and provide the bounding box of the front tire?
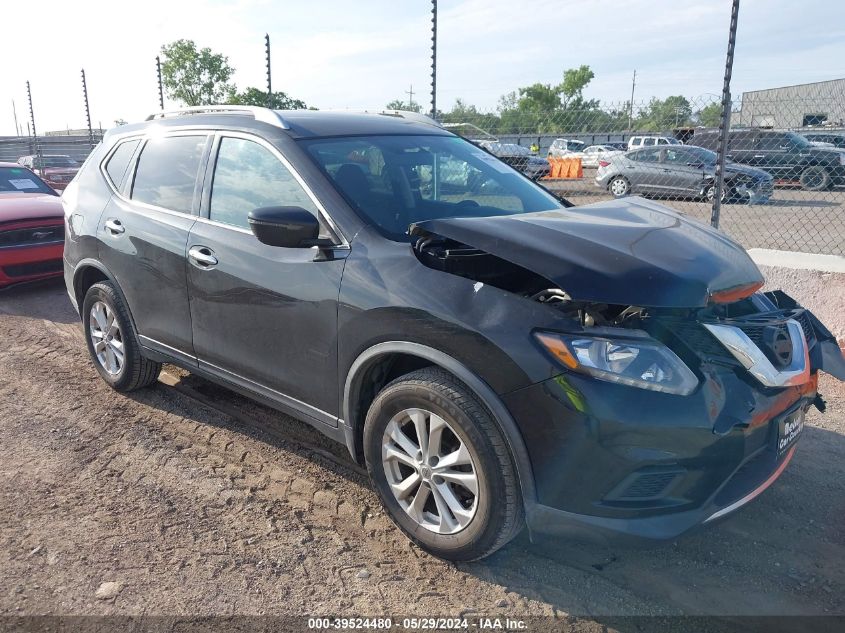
[363,368,523,561]
[82,281,161,392]
[705,183,729,203]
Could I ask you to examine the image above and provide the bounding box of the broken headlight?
[535,331,699,395]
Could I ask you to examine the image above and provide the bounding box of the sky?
[2,0,844,136]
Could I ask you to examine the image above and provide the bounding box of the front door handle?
[104,218,125,235]
[188,245,218,269]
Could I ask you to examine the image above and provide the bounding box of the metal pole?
[628,70,636,130]
[156,56,164,110]
[26,81,36,138]
[265,34,272,107]
[12,100,19,137]
[430,0,437,118]
[82,69,94,149]
[711,0,740,229]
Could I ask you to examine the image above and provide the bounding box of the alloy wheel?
[381,407,479,534]
[89,300,124,376]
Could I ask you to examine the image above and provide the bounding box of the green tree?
[229,87,307,110]
[696,102,722,128]
[159,39,236,106]
[385,99,421,113]
[635,96,693,131]
[560,65,595,108]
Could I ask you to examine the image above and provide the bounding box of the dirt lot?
[1,280,844,628]
[544,175,845,256]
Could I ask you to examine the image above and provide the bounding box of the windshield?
[39,156,79,168]
[0,167,56,195]
[784,132,813,149]
[301,134,562,241]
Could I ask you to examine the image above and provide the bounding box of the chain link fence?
[0,133,103,192]
[439,94,845,256]
[1,94,843,255]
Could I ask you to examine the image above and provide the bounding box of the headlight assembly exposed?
[535,331,699,395]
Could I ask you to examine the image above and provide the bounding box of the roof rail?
[145,105,290,130]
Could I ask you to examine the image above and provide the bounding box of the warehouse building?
[732,78,845,129]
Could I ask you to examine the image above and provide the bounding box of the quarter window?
[104,139,140,188]
[131,135,207,214]
[210,137,319,230]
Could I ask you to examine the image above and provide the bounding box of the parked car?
[0,163,64,289]
[17,154,81,191]
[595,145,773,203]
[802,132,845,149]
[477,141,550,180]
[692,129,845,191]
[548,138,586,158]
[63,106,844,561]
[627,135,682,150]
[604,141,628,152]
[580,145,623,168]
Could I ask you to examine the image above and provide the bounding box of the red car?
[0,163,65,289]
[17,154,80,192]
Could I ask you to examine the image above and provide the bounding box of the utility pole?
[628,70,636,130]
[81,69,94,148]
[265,33,272,107]
[26,81,36,138]
[710,0,740,229]
[405,85,415,110]
[430,0,437,118]
[156,56,164,110]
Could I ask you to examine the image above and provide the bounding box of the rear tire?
[608,176,631,197]
[363,367,523,561]
[799,166,830,191]
[82,281,161,392]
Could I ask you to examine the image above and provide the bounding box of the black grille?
[728,309,815,348]
[0,225,64,248]
[2,259,63,278]
[662,308,816,362]
[662,319,733,359]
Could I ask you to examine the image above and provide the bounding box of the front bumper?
[0,242,64,288]
[503,361,818,543]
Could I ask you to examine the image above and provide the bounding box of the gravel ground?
[1,280,844,628]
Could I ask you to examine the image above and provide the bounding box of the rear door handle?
[104,218,125,235]
[753,155,765,159]
[188,245,218,269]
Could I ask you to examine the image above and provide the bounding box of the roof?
[130,107,450,140]
[0,162,23,168]
[278,110,450,138]
[742,77,845,96]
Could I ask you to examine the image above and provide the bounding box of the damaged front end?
[409,201,844,541]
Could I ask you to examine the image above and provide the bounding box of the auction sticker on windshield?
[9,179,40,190]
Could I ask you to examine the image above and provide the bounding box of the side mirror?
[248,206,325,248]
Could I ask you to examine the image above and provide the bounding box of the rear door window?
[131,135,208,214]
[629,148,662,163]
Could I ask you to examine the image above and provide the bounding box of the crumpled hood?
[411,197,763,308]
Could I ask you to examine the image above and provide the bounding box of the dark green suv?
[693,128,845,191]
